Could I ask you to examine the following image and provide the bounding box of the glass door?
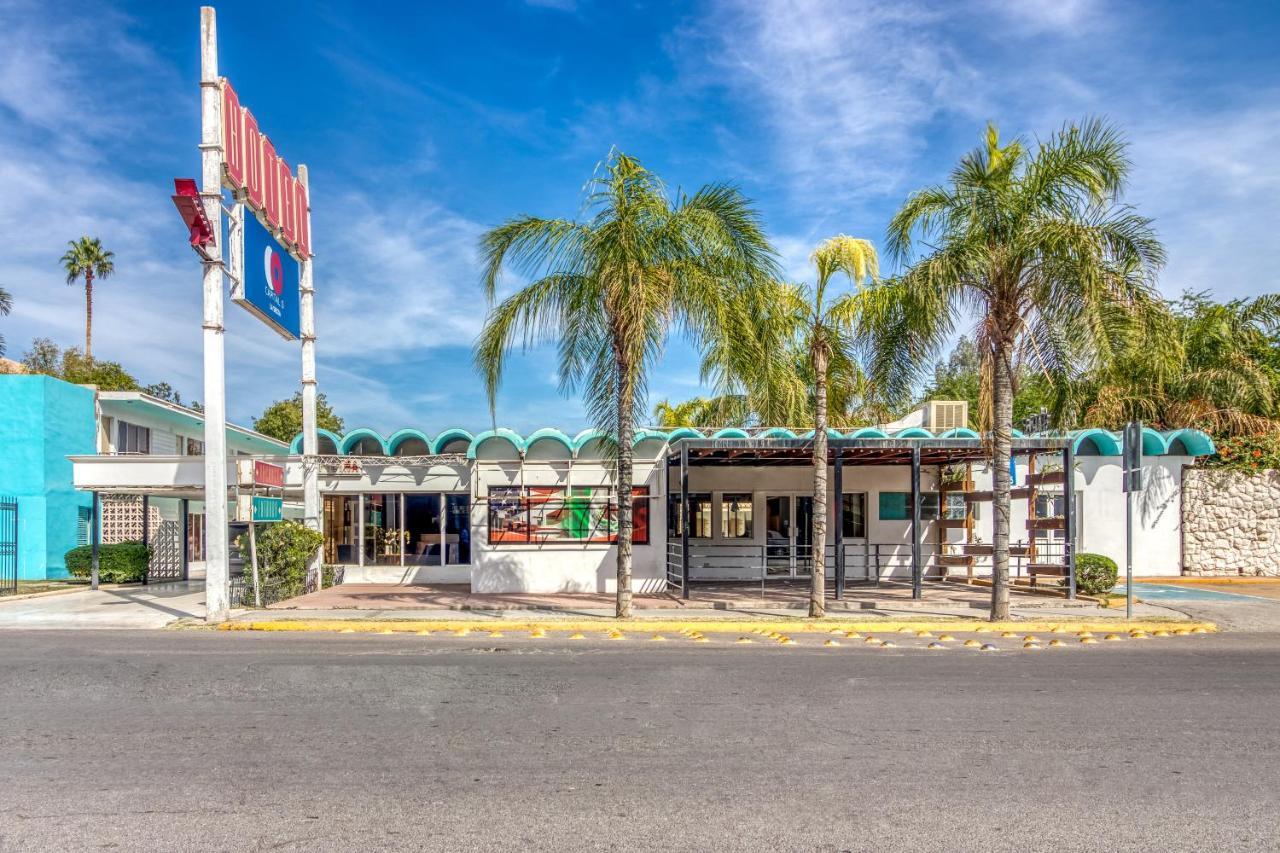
[794,496,814,577]
[764,496,792,576]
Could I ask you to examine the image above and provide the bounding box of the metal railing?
[0,496,16,596]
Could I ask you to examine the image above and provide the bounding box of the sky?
[1,0,1278,438]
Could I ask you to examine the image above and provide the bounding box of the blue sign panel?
[236,214,300,340]
[252,496,283,522]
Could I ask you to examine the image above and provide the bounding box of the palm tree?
[862,119,1164,620]
[475,151,779,617]
[761,237,879,617]
[60,237,115,361]
[1072,292,1280,436]
[0,285,12,358]
[652,395,752,428]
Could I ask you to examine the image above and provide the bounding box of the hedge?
[65,541,151,583]
[1073,552,1119,596]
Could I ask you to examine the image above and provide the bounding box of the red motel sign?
[220,80,311,260]
[254,460,285,489]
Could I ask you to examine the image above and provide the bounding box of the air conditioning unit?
[926,400,969,431]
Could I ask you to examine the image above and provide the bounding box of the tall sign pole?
[199,7,230,623]
[1122,420,1144,621]
[298,165,322,588]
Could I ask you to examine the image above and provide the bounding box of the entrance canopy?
[664,436,1069,467]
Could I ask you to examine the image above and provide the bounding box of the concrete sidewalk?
[0,582,205,629]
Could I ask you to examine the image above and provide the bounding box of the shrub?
[64,541,151,583]
[1073,552,1119,596]
[235,520,325,604]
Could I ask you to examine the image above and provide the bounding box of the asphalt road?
[2,630,1279,852]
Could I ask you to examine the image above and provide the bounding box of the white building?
[69,409,1215,595]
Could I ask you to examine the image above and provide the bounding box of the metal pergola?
[664,436,1076,601]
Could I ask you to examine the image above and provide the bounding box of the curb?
[220,617,1217,635]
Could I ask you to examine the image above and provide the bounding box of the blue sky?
[1,0,1278,437]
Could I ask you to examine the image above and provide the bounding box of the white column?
[199,7,229,623]
[298,164,321,589]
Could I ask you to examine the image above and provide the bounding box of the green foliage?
[64,541,151,583]
[252,391,344,443]
[61,236,115,286]
[0,283,11,358]
[236,520,325,602]
[1202,433,1280,472]
[653,395,752,428]
[21,338,139,391]
[1073,552,1119,596]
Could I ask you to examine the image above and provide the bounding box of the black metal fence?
[0,496,17,595]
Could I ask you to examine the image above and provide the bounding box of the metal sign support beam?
[298,164,321,589]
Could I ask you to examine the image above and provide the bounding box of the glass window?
[721,493,753,539]
[878,492,942,521]
[488,486,648,547]
[632,486,650,546]
[116,421,151,454]
[185,436,203,456]
[943,493,967,521]
[488,486,528,543]
[668,493,712,539]
[841,493,867,538]
[1033,491,1080,542]
[363,494,403,566]
[446,494,471,564]
[405,494,442,564]
[323,495,358,563]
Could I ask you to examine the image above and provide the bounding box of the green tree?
[863,119,1164,620]
[652,395,752,428]
[0,284,11,358]
[753,237,879,617]
[1071,291,1280,436]
[60,237,115,361]
[475,151,779,617]
[252,391,345,443]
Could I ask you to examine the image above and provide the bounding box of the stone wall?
[1182,468,1280,576]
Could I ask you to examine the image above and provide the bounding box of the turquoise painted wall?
[0,376,97,579]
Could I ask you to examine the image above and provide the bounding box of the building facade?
[0,374,288,579]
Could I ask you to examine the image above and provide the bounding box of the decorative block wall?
[1182,468,1280,576]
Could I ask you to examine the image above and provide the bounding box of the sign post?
[199,8,230,623]
[1122,420,1145,620]
[194,7,319,620]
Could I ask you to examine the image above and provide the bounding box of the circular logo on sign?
[263,246,284,296]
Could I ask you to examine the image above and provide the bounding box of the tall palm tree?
[759,237,879,617]
[61,237,115,361]
[1071,292,1280,436]
[862,119,1164,620]
[475,151,779,617]
[0,284,12,358]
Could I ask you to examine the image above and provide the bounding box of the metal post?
[357,492,366,568]
[680,443,690,600]
[199,7,229,623]
[1063,441,1076,600]
[140,495,150,585]
[180,498,190,581]
[298,164,321,590]
[90,492,100,590]
[910,444,922,600]
[833,454,844,600]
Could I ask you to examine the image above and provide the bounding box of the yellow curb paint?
[845,631,863,639]
[1104,634,1124,641]
[488,631,504,638]
[649,634,666,641]
[1080,637,1098,644]
[221,617,1216,637]
[916,631,933,638]
[1191,627,1209,634]
[1051,627,1068,634]
[1077,631,1094,639]
[378,629,394,635]
[454,628,470,637]
[529,629,546,638]
[829,629,845,635]
[416,629,431,636]
[338,628,355,634]
[1174,628,1191,636]
[898,627,914,634]
[1151,629,1170,638]
[568,632,586,640]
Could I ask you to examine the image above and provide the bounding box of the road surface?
[1,629,1277,852]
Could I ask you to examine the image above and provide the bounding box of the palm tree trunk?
[811,344,828,619]
[84,270,94,362]
[615,357,635,619]
[990,341,1014,621]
